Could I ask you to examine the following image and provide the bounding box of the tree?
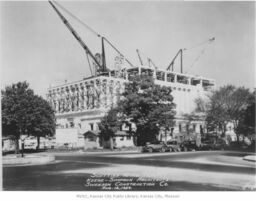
[205,85,253,140]
[98,107,122,150]
[237,91,255,137]
[28,95,56,149]
[118,75,176,146]
[1,81,55,153]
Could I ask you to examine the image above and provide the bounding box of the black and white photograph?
[0,0,255,195]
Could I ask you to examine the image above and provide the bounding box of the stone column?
[101,79,107,109]
[153,70,156,79]
[56,89,61,113]
[60,88,64,113]
[76,85,80,111]
[83,82,88,110]
[113,81,118,106]
[174,74,177,83]
[106,80,111,108]
[95,79,101,109]
[188,78,191,85]
[200,78,203,86]
[66,86,71,112]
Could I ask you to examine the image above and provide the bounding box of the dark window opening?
[70,122,74,128]
[90,123,94,131]
[193,124,196,132]
[200,125,204,134]
[88,136,95,142]
[170,128,174,136]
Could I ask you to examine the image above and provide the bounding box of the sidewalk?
[243,155,256,162]
[3,153,55,166]
[46,149,141,156]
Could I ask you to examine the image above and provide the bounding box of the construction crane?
[49,1,134,77]
[166,48,183,73]
[48,1,106,76]
[166,37,215,74]
[136,49,158,69]
[136,49,144,66]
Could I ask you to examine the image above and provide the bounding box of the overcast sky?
[1,1,255,97]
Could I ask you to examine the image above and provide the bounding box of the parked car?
[23,136,37,150]
[2,136,16,155]
[180,140,199,151]
[166,140,181,152]
[199,140,215,150]
[213,139,227,150]
[142,141,168,153]
[200,138,227,150]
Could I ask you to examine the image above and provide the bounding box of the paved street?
[3,150,256,191]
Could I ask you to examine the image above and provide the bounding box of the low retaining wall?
[3,154,55,165]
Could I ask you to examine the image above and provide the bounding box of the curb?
[243,155,256,162]
[3,154,55,166]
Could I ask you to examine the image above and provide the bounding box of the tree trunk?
[15,136,20,154]
[221,124,227,138]
[109,136,113,150]
[236,134,240,144]
[37,136,40,150]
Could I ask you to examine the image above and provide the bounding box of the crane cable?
[103,37,134,67]
[184,37,215,51]
[53,1,101,38]
[85,51,93,76]
[185,47,207,74]
[52,1,134,67]
[184,37,215,73]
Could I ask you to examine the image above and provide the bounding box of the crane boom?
[48,1,102,74]
[136,49,143,65]
[166,49,183,73]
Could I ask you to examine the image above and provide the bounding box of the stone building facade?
[47,65,215,146]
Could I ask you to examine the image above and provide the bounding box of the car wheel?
[161,147,166,152]
[148,148,153,153]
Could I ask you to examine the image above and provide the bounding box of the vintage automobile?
[142,141,168,153]
[166,140,181,152]
[200,138,227,150]
[199,140,215,150]
[212,139,227,150]
[180,140,200,151]
[2,136,16,155]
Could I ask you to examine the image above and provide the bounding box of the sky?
[1,1,255,97]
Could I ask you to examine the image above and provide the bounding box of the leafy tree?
[205,85,253,140]
[1,81,55,153]
[28,95,56,149]
[237,91,255,137]
[98,107,122,150]
[118,75,176,146]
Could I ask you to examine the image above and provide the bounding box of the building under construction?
[46,1,215,148]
